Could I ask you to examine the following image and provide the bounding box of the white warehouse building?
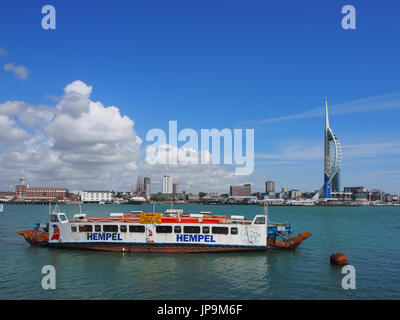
[80,190,112,203]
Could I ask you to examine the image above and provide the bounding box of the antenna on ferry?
[79,202,82,215]
[153,201,156,224]
[263,201,268,216]
[263,202,269,227]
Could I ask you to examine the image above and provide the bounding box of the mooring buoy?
[330,253,348,265]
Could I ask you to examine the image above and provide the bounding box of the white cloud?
[0,81,143,191]
[255,92,400,125]
[55,80,92,118]
[0,115,30,144]
[0,100,56,129]
[3,62,30,79]
[142,143,243,193]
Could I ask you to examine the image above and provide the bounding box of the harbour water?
[0,204,399,300]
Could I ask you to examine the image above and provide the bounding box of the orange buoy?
[330,253,348,265]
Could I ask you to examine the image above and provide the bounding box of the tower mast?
[324,98,331,198]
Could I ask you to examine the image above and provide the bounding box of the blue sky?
[1,0,400,194]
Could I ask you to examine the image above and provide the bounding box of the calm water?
[0,204,399,300]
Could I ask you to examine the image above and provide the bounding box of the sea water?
[0,204,399,299]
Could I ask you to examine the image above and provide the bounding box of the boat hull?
[41,242,267,253]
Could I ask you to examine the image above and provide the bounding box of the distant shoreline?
[1,201,399,207]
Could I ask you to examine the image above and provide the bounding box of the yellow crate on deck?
[140,212,161,224]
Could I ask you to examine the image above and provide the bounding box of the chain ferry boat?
[17,207,311,253]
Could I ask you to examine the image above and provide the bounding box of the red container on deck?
[180,218,199,223]
[202,219,221,224]
[161,217,180,223]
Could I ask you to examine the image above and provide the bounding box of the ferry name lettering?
[176,234,216,243]
[87,233,123,241]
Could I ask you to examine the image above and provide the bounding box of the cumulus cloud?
[142,143,243,193]
[0,115,30,144]
[56,80,92,118]
[0,100,56,129]
[3,62,30,79]
[0,80,143,190]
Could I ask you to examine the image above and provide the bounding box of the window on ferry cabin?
[129,225,145,233]
[174,226,182,233]
[231,227,238,235]
[156,226,172,233]
[79,225,92,232]
[120,225,127,232]
[95,225,101,232]
[50,215,58,222]
[202,226,210,234]
[212,227,229,235]
[184,226,201,234]
[103,225,118,233]
[254,216,266,224]
[71,225,77,232]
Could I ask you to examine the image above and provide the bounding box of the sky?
[1,0,400,194]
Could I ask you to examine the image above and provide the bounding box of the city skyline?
[1,2,400,194]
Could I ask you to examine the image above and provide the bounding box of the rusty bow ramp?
[268,232,312,250]
[17,229,49,246]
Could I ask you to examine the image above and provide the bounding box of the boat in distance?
[17,208,311,253]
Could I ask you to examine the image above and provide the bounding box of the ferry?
[17,207,311,253]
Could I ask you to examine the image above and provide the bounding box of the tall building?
[265,181,275,193]
[230,184,251,196]
[162,175,173,194]
[322,99,342,198]
[173,183,179,194]
[143,177,151,194]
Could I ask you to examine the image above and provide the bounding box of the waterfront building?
[187,194,200,202]
[265,181,275,193]
[80,190,112,203]
[344,186,366,194]
[162,175,173,194]
[331,192,352,201]
[227,195,258,204]
[265,191,276,199]
[288,189,302,199]
[230,184,251,197]
[0,191,16,203]
[15,176,68,201]
[173,183,179,194]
